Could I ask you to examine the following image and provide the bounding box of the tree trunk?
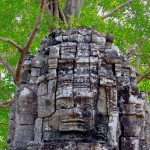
[64,0,84,27]
[45,0,84,29]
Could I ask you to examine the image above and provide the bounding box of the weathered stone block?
[18,86,37,114]
[74,77,90,89]
[55,35,63,42]
[23,59,31,68]
[121,137,139,150]
[27,141,39,150]
[40,142,77,150]
[38,95,55,118]
[13,125,34,148]
[48,80,56,95]
[75,64,89,77]
[48,58,58,69]
[107,111,119,147]
[36,75,46,84]
[124,125,141,137]
[77,142,107,150]
[31,68,41,77]
[90,43,101,56]
[49,45,60,58]
[83,34,91,43]
[124,103,136,115]
[40,38,48,51]
[76,57,89,64]
[56,87,73,99]
[97,87,107,115]
[37,81,48,96]
[34,118,43,133]
[91,34,106,44]
[77,43,90,57]
[34,132,42,142]
[29,76,38,84]
[20,68,30,83]
[58,60,73,77]
[96,123,108,142]
[61,42,76,59]
[70,34,84,43]
[46,69,57,80]
[63,35,69,42]
[19,114,35,125]
[31,54,45,68]
[90,75,99,87]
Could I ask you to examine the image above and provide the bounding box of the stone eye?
[58,104,68,109]
[84,104,92,109]
[45,100,52,106]
[61,106,67,109]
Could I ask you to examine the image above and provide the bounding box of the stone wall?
[7,27,150,150]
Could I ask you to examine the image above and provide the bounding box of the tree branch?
[0,100,12,108]
[53,0,59,18]
[25,0,45,52]
[126,43,138,58]
[0,52,15,77]
[136,43,141,72]
[14,53,25,86]
[0,122,8,125]
[137,71,150,83]
[58,0,68,26]
[0,0,45,86]
[0,37,23,53]
[102,0,134,19]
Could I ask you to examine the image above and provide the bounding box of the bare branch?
[126,43,138,58]
[0,37,23,53]
[44,0,51,14]
[136,43,141,72]
[53,0,59,18]
[58,1,68,27]
[102,0,134,19]
[0,122,8,125]
[0,52,15,77]
[64,0,84,28]
[25,0,45,52]
[137,71,150,83]
[0,100,12,108]
[49,0,54,15]
[14,53,25,86]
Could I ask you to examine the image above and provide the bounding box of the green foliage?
[0,72,16,101]
[0,108,10,150]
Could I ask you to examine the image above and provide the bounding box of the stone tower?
[7,27,150,150]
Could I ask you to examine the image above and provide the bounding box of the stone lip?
[8,27,150,150]
[61,119,85,124]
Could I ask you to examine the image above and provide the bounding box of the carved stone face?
[47,59,97,133]
[56,91,95,132]
[46,43,99,134]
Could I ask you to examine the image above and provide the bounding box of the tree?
[0,0,149,148]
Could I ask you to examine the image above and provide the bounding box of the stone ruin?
[7,27,150,150]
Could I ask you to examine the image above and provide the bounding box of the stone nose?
[73,107,82,118]
[67,107,82,118]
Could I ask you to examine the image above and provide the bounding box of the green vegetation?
[0,109,9,150]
